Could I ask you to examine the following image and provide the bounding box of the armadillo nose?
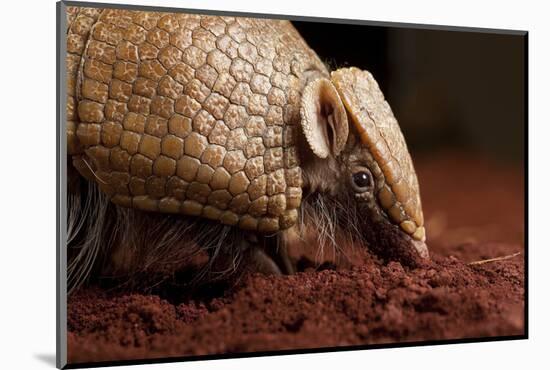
[411,239,430,259]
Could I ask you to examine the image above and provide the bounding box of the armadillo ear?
[300,78,349,159]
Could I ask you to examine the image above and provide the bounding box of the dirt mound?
[67,154,525,364]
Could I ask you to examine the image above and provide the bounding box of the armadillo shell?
[66,7,329,233]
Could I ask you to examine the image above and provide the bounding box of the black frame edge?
[62,0,527,35]
[57,1,68,369]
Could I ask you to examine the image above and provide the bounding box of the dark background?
[293,21,526,163]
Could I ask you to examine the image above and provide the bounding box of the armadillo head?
[300,67,428,263]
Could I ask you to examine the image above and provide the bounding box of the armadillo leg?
[250,236,295,275]
[247,246,283,275]
[203,231,281,276]
[274,243,295,275]
[205,239,282,275]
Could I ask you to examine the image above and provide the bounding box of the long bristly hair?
[294,191,363,264]
[67,175,364,294]
[67,177,249,294]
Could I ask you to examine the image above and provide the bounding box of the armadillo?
[65,7,428,288]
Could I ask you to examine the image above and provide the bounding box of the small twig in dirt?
[468,252,521,266]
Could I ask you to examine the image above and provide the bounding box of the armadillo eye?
[352,171,372,192]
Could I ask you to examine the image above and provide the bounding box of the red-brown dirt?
[67,153,525,364]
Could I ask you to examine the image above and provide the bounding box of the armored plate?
[66,8,329,233]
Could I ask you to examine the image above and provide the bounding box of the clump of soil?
[67,153,525,364]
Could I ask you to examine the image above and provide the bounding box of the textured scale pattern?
[332,68,425,240]
[66,8,328,233]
